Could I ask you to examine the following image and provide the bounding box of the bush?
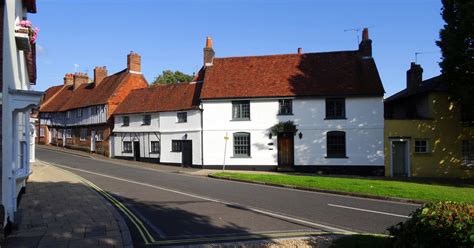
[388,201,474,248]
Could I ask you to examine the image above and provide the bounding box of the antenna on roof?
[344,26,374,45]
[414,51,439,63]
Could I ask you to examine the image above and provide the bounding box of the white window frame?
[123,141,132,153]
[150,141,160,153]
[177,112,187,123]
[414,139,430,154]
[96,130,104,141]
[65,129,72,139]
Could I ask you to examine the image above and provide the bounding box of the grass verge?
[329,234,392,248]
[211,172,474,203]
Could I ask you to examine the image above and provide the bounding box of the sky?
[30,0,444,97]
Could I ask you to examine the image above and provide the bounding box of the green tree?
[436,0,474,115]
[152,70,193,85]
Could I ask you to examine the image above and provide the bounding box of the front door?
[90,131,96,152]
[278,132,294,167]
[392,141,408,176]
[181,141,192,167]
[133,141,140,161]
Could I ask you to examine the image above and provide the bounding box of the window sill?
[324,117,347,120]
[121,125,129,127]
[122,151,132,153]
[414,152,431,156]
[141,124,151,126]
[16,170,32,181]
[230,119,251,121]
[325,156,348,159]
[231,156,252,158]
[150,152,160,154]
[171,151,182,153]
[277,113,294,116]
[176,122,187,124]
[80,139,86,141]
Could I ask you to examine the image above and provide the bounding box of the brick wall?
[48,125,111,157]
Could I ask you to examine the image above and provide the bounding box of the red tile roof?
[201,51,384,99]
[114,82,202,115]
[40,70,148,112]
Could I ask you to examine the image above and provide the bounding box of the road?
[36,147,419,246]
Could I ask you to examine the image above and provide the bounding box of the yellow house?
[384,63,473,178]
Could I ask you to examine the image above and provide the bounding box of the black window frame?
[325,98,346,119]
[462,140,474,166]
[123,141,132,153]
[122,116,130,126]
[171,140,183,152]
[232,100,250,120]
[150,141,160,154]
[278,99,293,115]
[142,114,151,125]
[414,139,429,154]
[326,131,347,158]
[177,112,187,123]
[233,132,251,158]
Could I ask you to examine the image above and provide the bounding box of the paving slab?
[1,161,132,248]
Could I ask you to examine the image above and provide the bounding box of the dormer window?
[122,116,130,126]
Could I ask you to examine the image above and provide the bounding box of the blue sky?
[30,0,443,97]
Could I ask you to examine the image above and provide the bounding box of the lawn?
[211,172,474,203]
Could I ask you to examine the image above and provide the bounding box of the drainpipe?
[200,105,204,168]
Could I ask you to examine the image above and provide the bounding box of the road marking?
[49,162,353,233]
[39,147,420,207]
[328,204,410,218]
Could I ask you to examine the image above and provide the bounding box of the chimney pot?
[359,27,372,58]
[64,73,74,85]
[297,48,302,55]
[127,52,141,73]
[94,66,108,86]
[206,36,213,48]
[362,28,369,41]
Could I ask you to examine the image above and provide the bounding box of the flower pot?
[15,27,31,51]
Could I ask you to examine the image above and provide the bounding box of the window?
[232,101,250,120]
[462,140,474,166]
[177,112,187,123]
[77,109,82,118]
[58,129,63,140]
[96,130,104,141]
[80,128,87,141]
[326,98,346,119]
[233,132,251,157]
[66,111,71,119]
[122,116,130,126]
[171,140,182,152]
[327,131,346,158]
[278,99,293,115]
[151,141,160,153]
[65,129,72,139]
[39,127,45,137]
[123,141,132,153]
[143,115,151,125]
[415,139,429,153]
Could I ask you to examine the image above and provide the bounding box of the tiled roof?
[114,82,202,115]
[41,85,62,103]
[201,51,384,99]
[385,76,446,102]
[40,70,148,112]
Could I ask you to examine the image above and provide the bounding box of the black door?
[278,132,294,168]
[133,141,140,161]
[181,141,192,167]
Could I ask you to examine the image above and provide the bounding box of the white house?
[1,0,43,229]
[199,30,385,175]
[111,82,203,166]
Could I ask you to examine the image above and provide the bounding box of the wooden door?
[392,141,408,176]
[278,132,294,167]
[133,141,140,161]
[181,141,192,167]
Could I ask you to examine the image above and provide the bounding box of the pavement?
[2,160,132,248]
[35,145,420,247]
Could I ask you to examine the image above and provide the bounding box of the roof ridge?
[214,50,359,60]
[40,85,67,110]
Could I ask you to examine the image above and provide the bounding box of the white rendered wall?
[202,97,384,167]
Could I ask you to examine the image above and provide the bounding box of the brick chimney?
[204,36,215,66]
[127,52,141,73]
[358,28,372,58]
[297,48,302,55]
[64,73,74,86]
[73,72,89,91]
[407,62,423,91]
[94,66,108,85]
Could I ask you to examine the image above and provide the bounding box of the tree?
[152,70,193,85]
[436,0,474,115]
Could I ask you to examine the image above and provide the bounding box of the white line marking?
[38,148,420,207]
[48,162,352,233]
[328,204,410,218]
